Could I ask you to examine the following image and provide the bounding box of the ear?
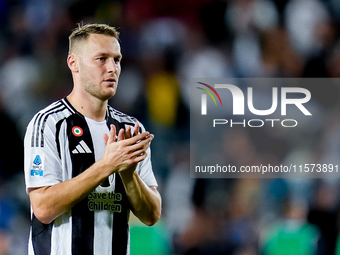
[67,54,79,72]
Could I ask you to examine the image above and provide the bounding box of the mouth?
[103,78,117,85]
[104,78,116,82]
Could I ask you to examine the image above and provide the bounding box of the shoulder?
[107,105,142,125]
[28,99,75,127]
[25,99,75,146]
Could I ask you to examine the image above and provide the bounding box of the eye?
[97,57,106,61]
[114,58,121,64]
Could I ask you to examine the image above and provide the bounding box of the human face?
[76,33,122,101]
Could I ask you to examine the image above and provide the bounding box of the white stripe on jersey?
[86,117,115,255]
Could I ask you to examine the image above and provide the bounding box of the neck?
[67,90,107,122]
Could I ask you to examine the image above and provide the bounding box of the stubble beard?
[85,82,116,101]
[81,73,117,102]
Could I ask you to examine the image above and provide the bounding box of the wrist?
[119,167,137,185]
[95,157,116,180]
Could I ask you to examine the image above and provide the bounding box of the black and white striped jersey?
[24,98,158,255]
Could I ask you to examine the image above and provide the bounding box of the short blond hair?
[68,23,120,55]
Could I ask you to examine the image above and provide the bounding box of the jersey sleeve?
[136,122,158,187]
[24,114,63,193]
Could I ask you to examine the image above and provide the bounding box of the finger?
[117,128,125,141]
[148,134,154,146]
[123,148,148,165]
[128,136,152,153]
[103,134,109,145]
[123,131,150,146]
[131,150,148,163]
[133,123,140,137]
[107,124,116,144]
[129,147,148,158]
[125,126,132,139]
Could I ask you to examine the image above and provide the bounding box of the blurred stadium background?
[1,0,340,254]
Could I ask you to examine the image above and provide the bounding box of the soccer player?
[24,23,161,255]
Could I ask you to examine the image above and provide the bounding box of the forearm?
[29,159,110,224]
[120,170,162,226]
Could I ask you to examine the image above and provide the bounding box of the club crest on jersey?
[72,126,83,137]
[31,155,44,176]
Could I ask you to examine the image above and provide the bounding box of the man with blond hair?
[24,23,161,255]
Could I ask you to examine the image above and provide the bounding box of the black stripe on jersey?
[108,107,138,121]
[31,101,62,147]
[112,174,130,255]
[31,114,41,147]
[31,102,66,147]
[106,116,131,254]
[61,98,76,114]
[66,114,96,255]
[31,214,53,255]
[55,118,66,159]
[34,102,63,147]
[107,107,142,134]
[40,106,66,147]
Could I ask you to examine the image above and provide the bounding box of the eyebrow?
[95,52,122,59]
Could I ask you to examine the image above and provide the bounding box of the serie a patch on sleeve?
[30,154,45,177]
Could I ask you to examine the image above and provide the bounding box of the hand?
[122,123,155,175]
[124,123,154,144]
[102,123,154,175]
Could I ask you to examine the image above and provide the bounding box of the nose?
[107,58,118,73]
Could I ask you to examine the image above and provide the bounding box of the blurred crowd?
[2,0,340,254]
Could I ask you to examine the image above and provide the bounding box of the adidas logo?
[72,140,92,154]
